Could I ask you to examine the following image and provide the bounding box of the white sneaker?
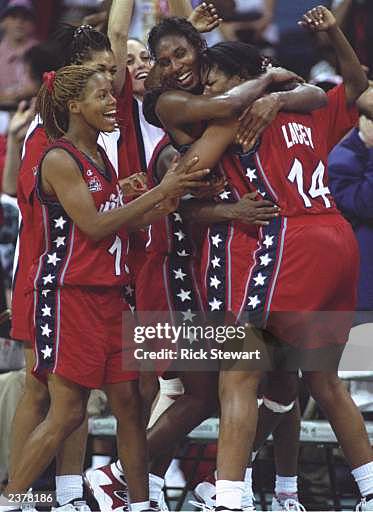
[192,481,255,511]
[356,497,373,510]
[158,491,169,511]
[52,501,91,512]
[84,463,129,512]
[164,460,185,498]
[193,482,216,508]
[271,496,306,511]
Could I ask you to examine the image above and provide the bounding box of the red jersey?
[243,85,358,217]
[117,69,142,180]
[29,139,128,290]
[11,118,48,340]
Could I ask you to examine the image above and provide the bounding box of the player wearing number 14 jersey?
[236,83,360,349]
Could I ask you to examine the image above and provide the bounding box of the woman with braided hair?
[1,64,209,512]
[7,4,144,509]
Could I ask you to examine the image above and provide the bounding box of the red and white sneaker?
[84,462,129,512]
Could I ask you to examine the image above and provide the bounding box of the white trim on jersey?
[13,115,121,291]
[136,97,164,166]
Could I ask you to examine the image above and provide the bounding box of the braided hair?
[52,24,112,66]
[36,65,99,140]
[204,42,267,81]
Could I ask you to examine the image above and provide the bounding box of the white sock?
[352,462,373,497]
[216,479,245,509]
[149,473,164,502]
[131,501,150,511]
[242,468,254,507]
[275,475,298,496]
[55,475,83,506]
[159,377,184,395]
[148,378,184,429]
[91,455,111,469]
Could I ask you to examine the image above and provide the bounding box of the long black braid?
[52,23,112,66]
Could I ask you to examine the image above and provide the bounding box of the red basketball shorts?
[235,214,359,348]
[31,285,138,388]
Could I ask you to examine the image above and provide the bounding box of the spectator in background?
[0,0,39,109]
[329,107,373,325]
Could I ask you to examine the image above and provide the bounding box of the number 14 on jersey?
[288,158,331,208]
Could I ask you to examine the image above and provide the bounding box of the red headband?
[43,71,56,93]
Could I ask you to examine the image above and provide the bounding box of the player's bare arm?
[299,5,368,104]
[41,149,209,241]
[107,0,134,94]
[180,192,279,226]
[156,67,302,129]
[236,84,327,149]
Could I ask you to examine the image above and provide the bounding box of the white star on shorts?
[248,295,260,309]
[54,216,67,230]
[209,297,222,311]
[177,289,191,302]
[41,345,52,359]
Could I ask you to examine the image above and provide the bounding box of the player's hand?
[192,175,227,199]
[159,155,210,199]
[267,67,304,85]
[298,6,337,32]
[8,99,35,144]
[188,2,222,33]
[236,94,282,151]
[232,192,280,226]
[119,172,148,197]
[154,196,180,216]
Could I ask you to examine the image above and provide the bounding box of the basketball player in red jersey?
[1,66,209,512]
[9,12,139,507]
[169,7,373,511]
[81,16,326,511]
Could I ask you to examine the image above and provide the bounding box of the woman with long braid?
[1,64,208,512]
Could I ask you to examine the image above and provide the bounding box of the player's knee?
[264,372,299,405]
[23,377,50,414]
[220,370,261,403]
[50,394,86,434]
[303,371,341,404]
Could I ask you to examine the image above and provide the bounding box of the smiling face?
[127,39,152,99]
[155,34,200,91]
[71,73,117,133]
[82,50,118,84]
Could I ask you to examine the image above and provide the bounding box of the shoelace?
[283,498,306,511]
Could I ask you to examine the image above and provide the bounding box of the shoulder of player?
[157,89,193,112]
[41,148,83,180]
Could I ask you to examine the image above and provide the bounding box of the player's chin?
[100,119,117,132]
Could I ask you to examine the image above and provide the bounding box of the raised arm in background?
[299,5,368,105]
[107,0,134,94]
[2,101,34,196]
